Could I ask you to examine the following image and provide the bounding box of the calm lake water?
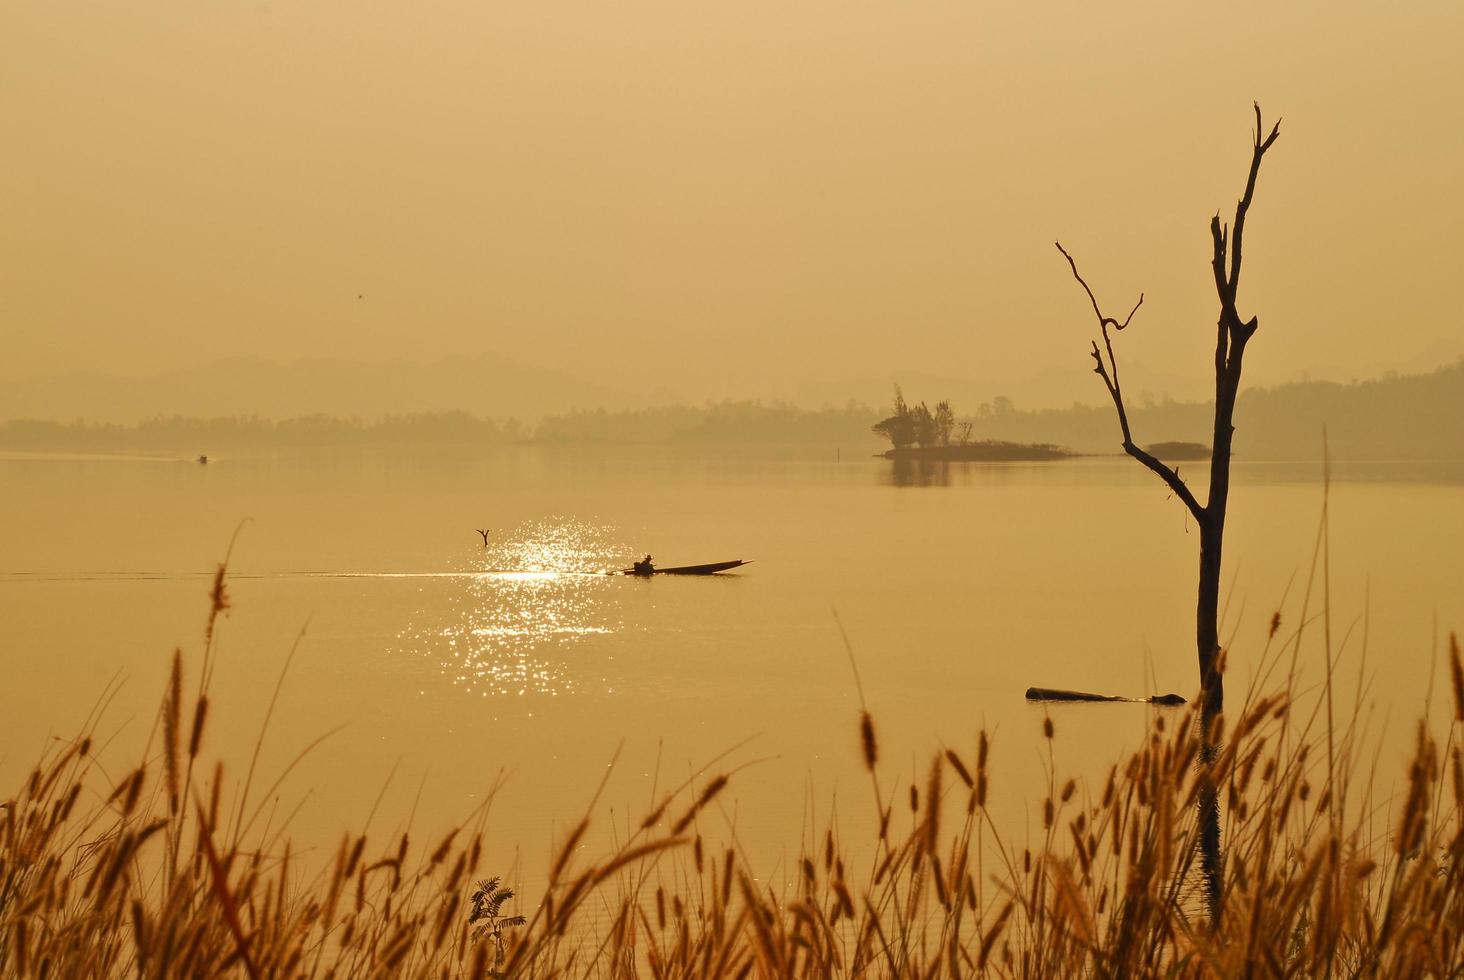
[2,447,1461,890]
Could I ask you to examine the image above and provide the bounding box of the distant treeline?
[965,360,1464,460]
[0,402,881,450]
[3,363,1460,458]
[534,401,878,445]
[0,412,527,449]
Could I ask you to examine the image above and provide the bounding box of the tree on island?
[933,400,955,447]
[871,386,917,449]
[873,388,1070,459]
[1056,104,1281,926]
[873,388,961,450]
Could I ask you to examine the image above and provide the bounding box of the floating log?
[1025,687,1185,706]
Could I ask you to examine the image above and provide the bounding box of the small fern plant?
[468,877,527,968]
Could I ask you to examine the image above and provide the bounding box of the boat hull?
[621,559,750,576]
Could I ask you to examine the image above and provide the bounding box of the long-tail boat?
[620,559,751,577]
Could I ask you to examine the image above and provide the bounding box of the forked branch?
[1055,241,1206,523]
[1212,104,1282,340]
[1228,104,1282,302]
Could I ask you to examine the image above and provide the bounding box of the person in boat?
[633,554,655,576]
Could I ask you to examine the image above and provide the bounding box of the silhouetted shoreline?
[881,441,1071,461]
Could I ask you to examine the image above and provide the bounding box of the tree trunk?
[1057,103,1280,932]
[1195,513,1225,919]
[1195,517,1224,726]
[1196,321,1250,925]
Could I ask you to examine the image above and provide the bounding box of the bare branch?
[1089,341,1129,440]
[1088,340,1119,404]
[1056,241,1206,523]
[1054,241,1144,332]
[1123,443,1207,521]
[1118,294,1144,331]
[1226,104,1281,303]
[1255,101,1282,153]
[1093,336,1207,520]
[1209,216,1229,304]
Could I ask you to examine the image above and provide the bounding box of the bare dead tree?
[1056,104,1281,925]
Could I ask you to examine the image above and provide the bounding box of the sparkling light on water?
[397,519,626,696]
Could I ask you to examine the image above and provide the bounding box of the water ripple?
[396,519,626,696]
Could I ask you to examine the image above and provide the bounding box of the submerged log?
[1025,687,1185,706]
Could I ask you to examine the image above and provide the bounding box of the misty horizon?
[3,342,1462,427]
[7,359,1462,464]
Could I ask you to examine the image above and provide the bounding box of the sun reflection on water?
[397,519,625,696]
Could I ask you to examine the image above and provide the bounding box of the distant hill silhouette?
[965,360,1464,460]
[535,401,879,446]
[789,364,1215,416]
[3,362,1459,459]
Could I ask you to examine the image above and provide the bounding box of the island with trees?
[871,387,1071,460]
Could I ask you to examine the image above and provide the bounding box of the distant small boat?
[619,559,751,577]
[196,455,209,464]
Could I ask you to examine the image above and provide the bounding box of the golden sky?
[3,1,1461,400]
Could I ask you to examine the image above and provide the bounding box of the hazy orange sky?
[3,1,1461,402]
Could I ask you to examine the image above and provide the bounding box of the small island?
[873,387,1073,461]
[883,440,1071,461]
[1145,440,1211,461]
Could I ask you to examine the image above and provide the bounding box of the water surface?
[2,447,1460,888]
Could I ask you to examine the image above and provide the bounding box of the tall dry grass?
[4,565,1462,977]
